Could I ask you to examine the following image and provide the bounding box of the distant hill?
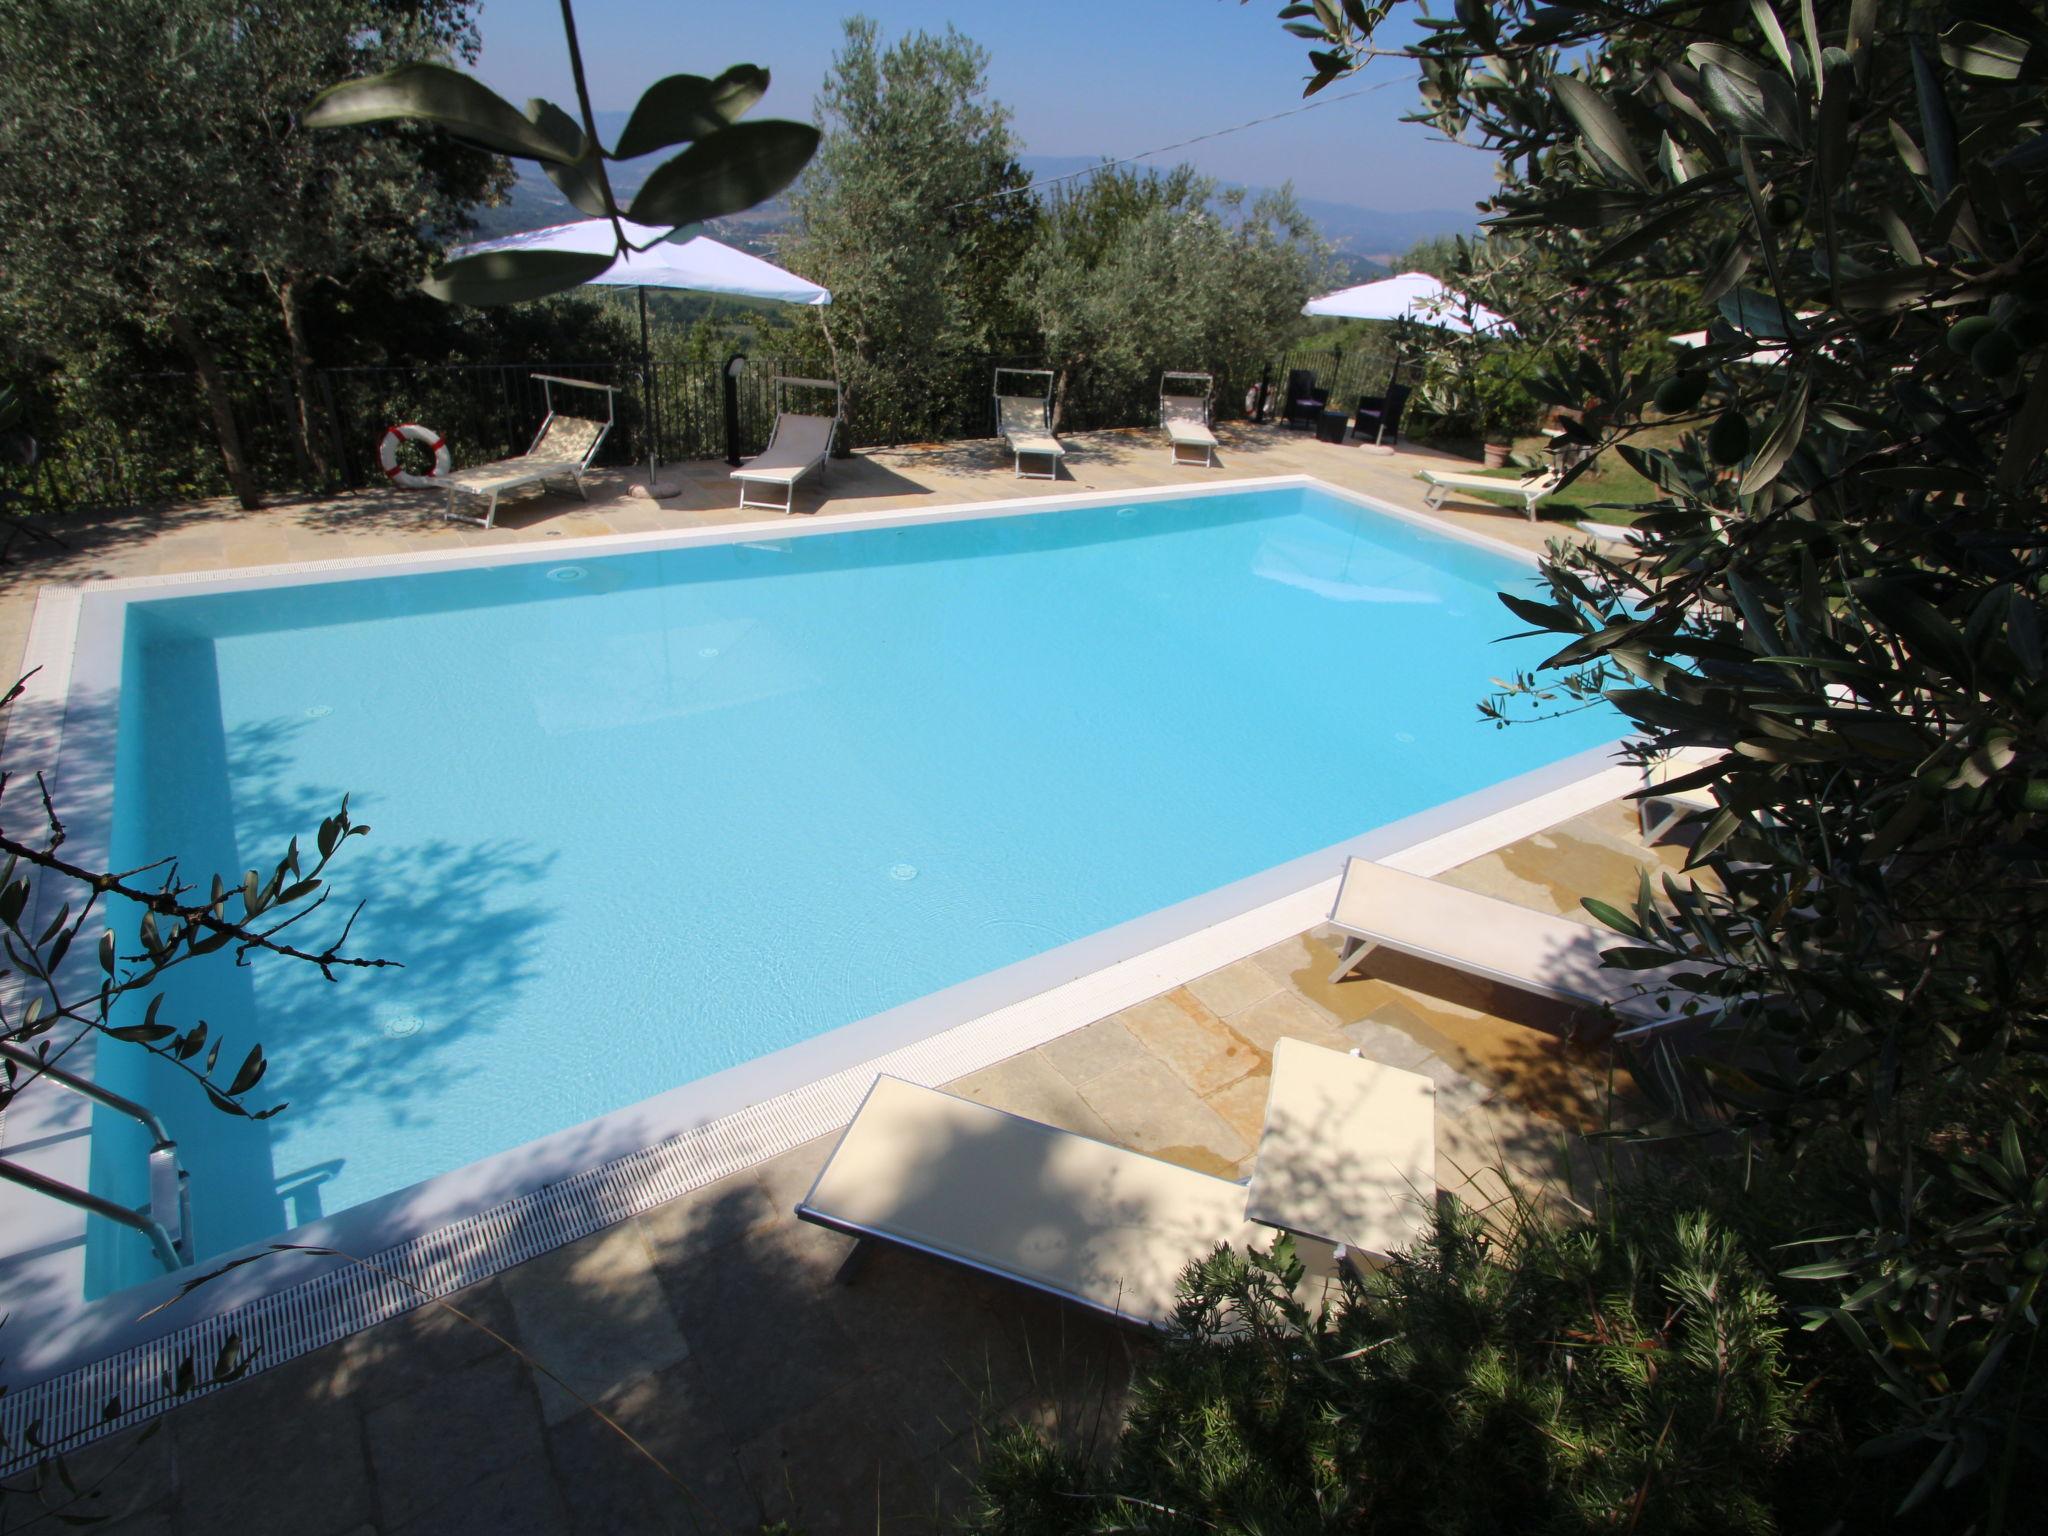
[465,127,1475,270]
[1013,154,1477,266]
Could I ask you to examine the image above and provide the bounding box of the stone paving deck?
[2,426,1651,1534]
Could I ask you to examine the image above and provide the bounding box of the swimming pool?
[32,479,1622,1312]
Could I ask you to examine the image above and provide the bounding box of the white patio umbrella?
[1302,272,1511,334]
[1299,272,1512,402]
[449,219,832,491]
[1669,328,1788,367]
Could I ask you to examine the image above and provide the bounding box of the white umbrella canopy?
[1302,271,1511,335]
[452,220,831,306]
[448,219,832,493]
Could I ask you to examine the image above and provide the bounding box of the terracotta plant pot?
[1482,441,1513,469]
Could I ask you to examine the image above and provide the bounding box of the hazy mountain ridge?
[466,126,1476,271]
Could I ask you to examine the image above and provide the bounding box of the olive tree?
[788,15,1037,445]
[1011,165,1327,431]
[0,0,510,508]
[1270,0,2048,1514]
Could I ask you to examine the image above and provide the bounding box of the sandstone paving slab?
[1076,1057,1250,1176]
[363,1352,548,1528]
[1202,1069,1275,1148]
[1223,990,1354,1058]
[1037,1016,1150,1089]
[635,1166,782,1264]
[1340,1012,1443,1074]
[655,1220,868,1448]
[500,1219,690,1425]
[1181,958,1281,1017]
[327,1276,523,1415]
[820,1246,1047,1459]
[731,1381,928,1536]
[1247,933,1316,987]
[37,1419,174,1528]
[542,1356,754,1536]
[753,1132,848,1219]
[1115,990,1261,1096]
[166,1342,379,1536]
[387,1444,571,1536]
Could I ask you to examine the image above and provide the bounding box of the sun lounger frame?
[441,374,616,529]
[1419,465,1561,521]
[732,376,842,513]
[1161,371,1219,468]
[993,367,1064,480]
[1326,857,1702,1028]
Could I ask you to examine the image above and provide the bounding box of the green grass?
[1418,423,1685,525]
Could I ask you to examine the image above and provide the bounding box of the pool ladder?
[0,1040,193,1273]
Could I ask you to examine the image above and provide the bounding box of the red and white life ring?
[378,423,450,488]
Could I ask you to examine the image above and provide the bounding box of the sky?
[470,0,1500,214]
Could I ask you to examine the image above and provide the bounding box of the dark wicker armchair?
[1282,370,1329,430]
[1353,383,1412,446]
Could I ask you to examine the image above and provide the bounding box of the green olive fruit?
[1947,315,1997,356]
[1766,192,1804,226]
[1707,409,1751,464]
[1655,374,1709,413]
[2024,1249,2047,1275]
[1972,329,2021,378]
[2023,780,2048,813]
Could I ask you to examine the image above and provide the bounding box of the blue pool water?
[84,485,1617,1294]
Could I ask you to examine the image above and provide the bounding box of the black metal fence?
[5,335,1416,517]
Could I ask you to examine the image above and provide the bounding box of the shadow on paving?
[53,1143,1147,1536]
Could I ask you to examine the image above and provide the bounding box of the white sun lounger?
[797,1042,1438,1325]
[797,1075,1263,1328]
[1161,371,1219,468]
[1419,466,1562,520]
[995,368,1064,479]
[732,376,841,513]
[1246,1039,1436,1261]
[1326,857,1702,1027]
[440,375,615,529]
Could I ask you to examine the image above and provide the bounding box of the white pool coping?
[0,474,1633,1463]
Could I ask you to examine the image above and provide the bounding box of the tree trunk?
[166,312,260,510]
[275,276,334,486]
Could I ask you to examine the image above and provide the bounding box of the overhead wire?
[943,73,1401,211]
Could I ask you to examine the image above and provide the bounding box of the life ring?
[378,423,450,488]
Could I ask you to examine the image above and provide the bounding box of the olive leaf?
[421,248,616,306]
[1553,74,1651,189]
[1697,58,1804,145]
[628,120,821,228]
[614,66,771,159]
[1939,22,2028,81]
[1740,373,1810,496]
[304,63,580,165]
[524,99,608,218]
[1719,285,1802,339]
